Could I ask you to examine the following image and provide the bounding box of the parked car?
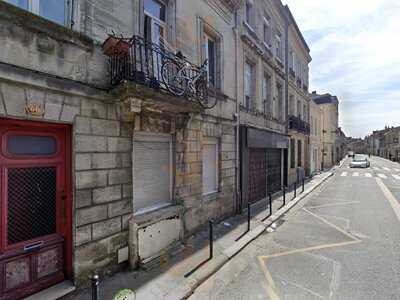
[347,151,355,158]
[350,154,370,168]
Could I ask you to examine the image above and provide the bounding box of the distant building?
[384,127,400,161]
[309,99,323,173]
[310,92,340,169]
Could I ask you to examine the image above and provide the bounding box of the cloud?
[283,0,400,137]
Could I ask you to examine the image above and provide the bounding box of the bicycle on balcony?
[161,55,217,109]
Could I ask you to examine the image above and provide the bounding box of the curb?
[179,171,334,299]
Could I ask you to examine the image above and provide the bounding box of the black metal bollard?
[302,178,305,193]
[294,182,297,199]
[209,219,214,259]
[269,193,273,216]
[247,202,251,232]
[91,274,100,300]
[282,186,286,208]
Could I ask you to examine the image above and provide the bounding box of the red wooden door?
[0,119,71,300]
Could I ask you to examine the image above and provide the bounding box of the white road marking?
[373,167,380,171]
[376,178,400,223]
[365,173,372,177]
[353,172,359,177]
[377,174,387,179]
[383,167,390,171]
[341,172,347,177]
[393,174,400,180]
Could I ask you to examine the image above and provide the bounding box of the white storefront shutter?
[133,133,172,214]
[202,142,218,195]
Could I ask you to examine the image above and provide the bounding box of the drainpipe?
[234,9,241,214]
[284,7,290,185]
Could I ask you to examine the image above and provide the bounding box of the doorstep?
[24,281,75,300]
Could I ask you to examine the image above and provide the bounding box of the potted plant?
[102,35,131,57]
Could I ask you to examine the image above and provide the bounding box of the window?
[144,0,166,46]
[276,82,283,121]
[310,116,313,136]
[290,139,296,169]
[204,33,217,88]
[275,32,283,61]
[202,139,219,195]
[5,0,67,25]
[263,17,271,46]
[303,104,307,121]
[133,133,172,214]
[298,140,302,167]
[262,73,270,114]
[245,1,254,28]
[289,48,294,70]
[7,135,56,156]
[297,100,301,118]
[289,95,295,115]
[244,61,254,109]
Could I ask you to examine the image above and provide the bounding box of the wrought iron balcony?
[289,115,310,135]
[105,35,215,112]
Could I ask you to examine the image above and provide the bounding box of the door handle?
[61,189,67,221]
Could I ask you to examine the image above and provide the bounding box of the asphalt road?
[189,156,400,300]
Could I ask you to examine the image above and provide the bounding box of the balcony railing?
[289,115,310,135]
[108,35,204,102]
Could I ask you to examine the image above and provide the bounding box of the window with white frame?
[204,32,217,88]
[133,133,173,214]
[5,0,68,25]
[144,0,166,46]
[244,61,254,109]
[275,32,283,61]
[202,139,219,195]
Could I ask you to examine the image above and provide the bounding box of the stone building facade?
[286,7,311,184]
[0,0,238,298]
[311,92,340,169]
[309,99,323,174]
[237,0,289,208]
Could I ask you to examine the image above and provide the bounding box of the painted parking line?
[377,174,387,179]
[376,178,400,223]
[365,173,372,178]
[353,172,359,177]
[341,172,348,177]
[383,167,391,171]
[392,174,400,180]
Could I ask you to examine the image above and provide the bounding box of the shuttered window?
[202,140,218,195]
[133,133,172,214]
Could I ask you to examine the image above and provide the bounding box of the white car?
[350,154,370,168]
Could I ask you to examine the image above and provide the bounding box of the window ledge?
[133,204,184,228]
[0,1,93,50]
[243,21,258,40]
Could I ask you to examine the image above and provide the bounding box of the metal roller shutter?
[133,133,172,213]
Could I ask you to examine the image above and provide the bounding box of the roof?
[311,92,339,105]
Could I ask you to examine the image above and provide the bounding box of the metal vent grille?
[7,167,57,245]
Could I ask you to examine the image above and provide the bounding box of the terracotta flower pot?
[102,36,130,57]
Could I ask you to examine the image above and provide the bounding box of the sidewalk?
[69,171,334,300]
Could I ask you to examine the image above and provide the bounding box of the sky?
[282,0,400,138]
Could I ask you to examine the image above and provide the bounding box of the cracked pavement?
[189,157,400,300]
